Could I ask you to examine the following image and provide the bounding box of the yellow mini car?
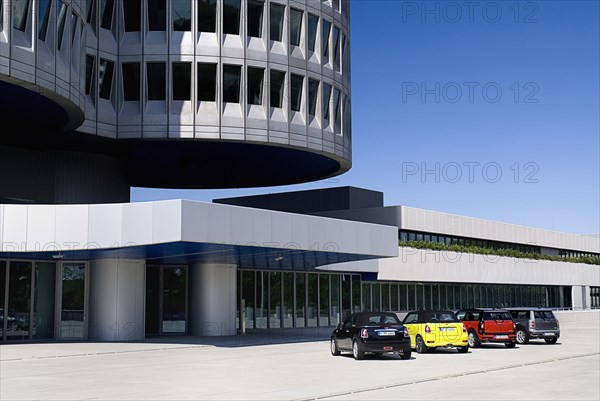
[402,310,469,353]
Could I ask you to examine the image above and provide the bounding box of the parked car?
[456,308,517,348]
[0,308,19,332]
[330,312,412,360]
[507,308,560,344]
[402,310,469,353]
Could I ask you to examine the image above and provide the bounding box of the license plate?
[544,333,555,336]
[378,331,395,336]
[494,335,508,339]
[439,327,455,331]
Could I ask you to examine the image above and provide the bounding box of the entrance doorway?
[145,266,187,336]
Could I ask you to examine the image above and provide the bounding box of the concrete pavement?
[1,315,598,400]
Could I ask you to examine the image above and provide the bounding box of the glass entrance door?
[145,266,187,336]
[58,262,88,340]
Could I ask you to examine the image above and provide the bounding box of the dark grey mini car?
[507,308,560,344]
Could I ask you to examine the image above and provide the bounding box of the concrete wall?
[88,259,146,341]
[189,263,237,336]
[375,247,600,287]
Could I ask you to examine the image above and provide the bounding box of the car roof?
[458,308,509,312]
[505,307,554,311]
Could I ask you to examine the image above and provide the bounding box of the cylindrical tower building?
[0,0,351,202]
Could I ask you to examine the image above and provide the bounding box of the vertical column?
[189,263,237,336]
[88,259,146,341]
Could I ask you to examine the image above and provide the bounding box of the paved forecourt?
[1,317,599,400]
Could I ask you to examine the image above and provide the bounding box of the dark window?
[333,88,341,128]
[308,78,319,116]
[147,62,166,100]
[172,62,191,100]
[172,0,191,31]
[483,311,512,321]
[364,314,400,325]
[223,0,240,35]
[247,0,263,38]
[148,0,166,31]
[197,63,216,101]
[12,0,30,31]
[0,0,3,31]
[122,63,140,101]
[86,0,96,31]
[322,20,331,58]
[57,1,67,50]
[98,59,114,100]
[198,0,216,32]
[85,55,96,95]
[247,67,264,106]
[123,0,141,32]
[290,8,302,47]
[100,0,114,30]
[71,12,77,44]
[270,3,284,42]
[270,70,285,108]
[322,83,331,120]
[290,74,303,112]
[333,26,340,65]
[307,14,318,52]
[223,65,241,103]
[38,0,51,41]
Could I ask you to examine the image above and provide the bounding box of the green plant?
[398,240,600,266]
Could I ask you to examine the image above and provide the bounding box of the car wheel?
[544,337,558,344]
[399,349,412,360]
[415,335,428,354]
[352,340,365,360]
[516,329,529,345]
[468,331,481,348]
[457,346,469,353]
[505,341,516,348]
[330,338,341,356]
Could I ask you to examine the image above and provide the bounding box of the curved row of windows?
[85,57,349,130]
[82,0,348,72]
[399,230,542,255]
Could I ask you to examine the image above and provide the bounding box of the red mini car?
[457,308,516,348]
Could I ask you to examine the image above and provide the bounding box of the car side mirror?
[336,323,342,330]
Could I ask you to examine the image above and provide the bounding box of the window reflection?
[247,0,263,38]
[38,0,52,40]
[198,0,216,32]
[12,0,30,32]
[223,0,240,35]
[247,67,264,106]
[307,14,318,52]
[60,263,85,339]
[6,262,32,341]
[223,65,241,103]
[270,3,284,42]
[290,8,303,46]
[172,0,191,31]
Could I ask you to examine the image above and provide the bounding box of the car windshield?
[534,311,555,319]
[483,311,512,321]
[361,314,400,325]
[428,312,459,322]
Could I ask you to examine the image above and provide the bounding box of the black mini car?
[330,312,412,360]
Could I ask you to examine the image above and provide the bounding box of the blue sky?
[133,0,600,235]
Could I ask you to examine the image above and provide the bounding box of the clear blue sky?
[133,0,600,235]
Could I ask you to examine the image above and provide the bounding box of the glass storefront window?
[398,284,407,311]
[352,275,361,313]
[416,284,424,310]
[330,275,340,325]
[295,273,305,328]
[33,262,56,340]
[319,274,329,326]
[0,261,6,338]
[161,267,186,334]
[256,271,267,328]
[283,273,293,328]
[7,261,32,341]
[269,272,281,328]
[371,283,380,312]
[408,284,415,311]
[241,271,255,330]
[361,282,370,312]
[432,285,439,310]
[306,273,319,327]
[391,284,399,311]
[381,283,389,311]
[341,274,351,320]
